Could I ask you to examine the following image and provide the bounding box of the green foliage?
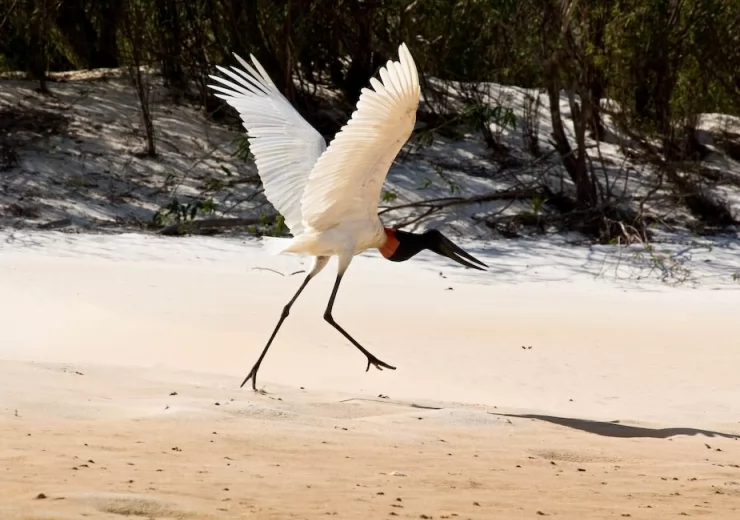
[464,103,517,132]
[247,214,289,237]
[232,135,252,163]
[152,197,217,227]
[598,0,740,132]
[264,214,288,237]
[2,0,738,126]
[381,190,398,203]
[530,193,546,216]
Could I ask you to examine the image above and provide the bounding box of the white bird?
[209,43,487,390]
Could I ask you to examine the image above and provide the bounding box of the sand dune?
[1,231,739,518]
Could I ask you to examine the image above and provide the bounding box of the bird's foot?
[365,355,396,372]
[239,364,262,391]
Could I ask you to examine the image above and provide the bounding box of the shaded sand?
[1,231,739,518]
[3,74,740,237]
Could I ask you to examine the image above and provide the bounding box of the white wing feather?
[208,54,326,235]
[300,43,420,232]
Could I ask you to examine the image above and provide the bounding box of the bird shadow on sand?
[490,412,740,440]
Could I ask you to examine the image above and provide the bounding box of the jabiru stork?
[209,43,487,390]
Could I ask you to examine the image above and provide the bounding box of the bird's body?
[268,217,386,258]
[209,43,487,389]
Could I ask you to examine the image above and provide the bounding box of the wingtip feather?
[397,42,419,91]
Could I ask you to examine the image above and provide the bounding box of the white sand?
[1,230,739,518]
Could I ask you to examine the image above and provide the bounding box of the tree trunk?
[55,0,98,68]
[95,0,122,68]
[282,0,294,101]
[155,0,186,99]
[584,6,607,141]
[342,2,375,106]
[27,0,49,92]
[122,0,156,156]
[546,67,597,209]
[585,77,605,141]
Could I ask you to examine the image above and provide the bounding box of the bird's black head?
[379,228,487,270]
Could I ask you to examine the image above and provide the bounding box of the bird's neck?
[379,227,400,259]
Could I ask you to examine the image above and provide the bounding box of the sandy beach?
[2,2,740,515]
[1,231,739,519]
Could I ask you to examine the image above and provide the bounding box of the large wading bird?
[209,43,487,390]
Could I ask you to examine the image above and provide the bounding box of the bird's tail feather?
[260,236,293,255]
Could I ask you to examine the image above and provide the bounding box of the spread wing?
[300,43,420,232]
[208,54,326,235]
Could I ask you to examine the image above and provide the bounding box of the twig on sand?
[251,267,285,276]
[250,268,307,277]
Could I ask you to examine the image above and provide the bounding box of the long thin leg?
[241,256,329,390]
[323,274,396,372]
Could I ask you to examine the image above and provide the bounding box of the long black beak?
[426,230,488,271]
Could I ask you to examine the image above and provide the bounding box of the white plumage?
[301,45,420,233]
[209,54,327,236]
[209,43,420,274]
